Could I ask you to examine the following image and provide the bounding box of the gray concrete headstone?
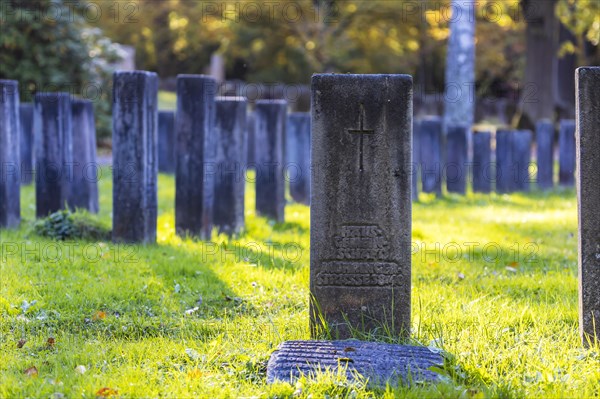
[310,74,412,339]
[0,80,21,228]
[175,75,216,240]
[246,110,256,167]
[496,129,531,194]
[267,340,444,387]
[158,110,176,174]
[472,131,492,193]
[513,130,533,192]
[255,99,286,222]
[576,67,600,346]
[445,125,468,194]
[559,119,576,187]
[19,103,34,185]
[419,117,442,196]
[112,71,158,243]
[214,97,247,236]
[68,99,99,213]
[412,119,420,201]
[536,120,554,190]
[286,112,311,205]
[34,92,72,218]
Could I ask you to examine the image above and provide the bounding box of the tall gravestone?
[175,75,216,239]
[559,119,576,187]
[286,112,311,205]
[445,125,468,194]
[158,110,176,174]
[34,92,72,218]
[68,99,99,213]
[19,103,34,185]
[310,74,412,339]
[112,71,158,243]
[419,116,442,196]
[247,110,256,167]
[576,67,600,346]
[0,80,21,228]
[255,100,286,222]
[513,130,533,192]
[472,130,492,193]
[214,97,247,235]
[412,119,420,201]
[536,120,554,190]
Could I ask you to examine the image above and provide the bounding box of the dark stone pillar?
[445,125,468,194]
[558,119,576,186]
[536,120,554,190]
[472,131,492,193]
[19,103,34,185]
[419,117,442,196]
[0,80,21,228]
[286,112,311,205]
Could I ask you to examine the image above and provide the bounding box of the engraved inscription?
[334,225,389,260]
[317,261,401,287]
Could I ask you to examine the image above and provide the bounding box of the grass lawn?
[1,170,599,398]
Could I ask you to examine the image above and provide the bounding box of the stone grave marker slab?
[536,120,554,190]
[472,131,491,193]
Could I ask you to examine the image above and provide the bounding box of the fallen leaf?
[47,337,56,347]
[75,365,87,375]
[17,339,27,348]
[187,369,203,379]
[509,261,519,267]
[95,387,118,397]
[93,311,106,320]
[24,366,38,377]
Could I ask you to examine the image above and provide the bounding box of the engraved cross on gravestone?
[347,104,375,172]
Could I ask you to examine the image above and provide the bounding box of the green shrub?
[33,209,111,241]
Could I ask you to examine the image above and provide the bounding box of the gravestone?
[19,103,34,185]
[0,80,21,228]
[175,75,216,239]
[34,92,72,218]
[255,99,286,222]
[472,130,492,193]
[576,67,600,346]
[445,125,468,194]
[246,110,256,166]
[214,97,247,235]
[158,110,176,174]
[112,71,158,243]
[68,99,99,213]
[267,340,443,387]
[536,120,554,190]
[419,116,442,195]
[286,112,311,205]
[412,119,420,201]
[513,130,533,192]
[559,119,576,187]
[310,74,412,338]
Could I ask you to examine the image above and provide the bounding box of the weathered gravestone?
[419,116,442,196]
[472,131,492,193]
[267,75,443,387]
[112,71,158,243]
[576,67,600,346]
[158,110,176,174]
[412,119,420,201]
[175,75,216,239]
[286,112,311,205]
[246,110,256,167]
[255,99,286,222]
[496,130,532,193]
[0,80,21,228]
[559,119,576,187]
[214,97,247,236]
[536,120,554,190]
[34,92,72,218]
[19,103,34,185]
[68,99,99,213]
[445,125,468,194]
[310,74,412,338]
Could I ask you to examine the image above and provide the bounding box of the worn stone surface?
[34,92,72,218]
[472,131,491,193]
[0,80,21,228]
[419,117,442,195]
[158,110,176,174]
[576,67,600,345]
[536,120,554,190]
[412,119,420,201]
[559,119,576,187]
[267,340,443,386]
[68,99,99,213]
[445,125,468,194]
[310,74,412,339]
[175,75,216,239]
[496,129,517,193]
[247,110,256,166]
[214,97,247,235]
[286,112,311,205]
[112,71,158,243]
[19,103,34,185]
[513,130,533,192]
[255,99,286,222]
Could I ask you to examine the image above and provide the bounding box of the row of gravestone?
[412,117,577,198]
[0,83,99,229]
